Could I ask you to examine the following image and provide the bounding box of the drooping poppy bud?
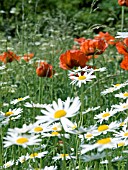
[36,61,54,78]
[118,0,128,7]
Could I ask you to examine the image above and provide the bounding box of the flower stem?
[121,6,124,32]
[79,84,84,127]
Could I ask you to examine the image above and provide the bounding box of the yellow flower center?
[54,110,67,118]
[119,122,125,126]
[115,84,120,87]
[118,142,125,147]
[123,104,128,108]
[20,158,26,163]
[124,132,128,137]
[98,125,109,132]
[86,134,93,138]
[52,127,58,131]
[78,76,86,80]
[5,163,11,168]
[102,112,110,118]
[51,132,59,136]
[16,137,29,144]
[34,126,43,132]
[97,138,111,144]
[72,125,77,129]
[30,153,38,158]
[5,111,13,117]
[123,92,128,97]
[60,154,69,158]
[18,98,23,101]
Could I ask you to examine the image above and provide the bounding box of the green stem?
[121,6,124,32]
[79,84,84,127]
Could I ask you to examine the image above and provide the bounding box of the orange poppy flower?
[80,39,108,56]
[120,55,128,70]
[23,53,34,62]
[36,61,54,78]
[59,50,89,70]
[0,51,20,63]
[116,38,128,55]
[74,37,86,44]
[95,32,116,45]
[118,0,128,6]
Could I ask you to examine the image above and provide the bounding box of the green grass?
[0,2,128,170]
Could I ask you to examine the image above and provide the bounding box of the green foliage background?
[0,0,128,39]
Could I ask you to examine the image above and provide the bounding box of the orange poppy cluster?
[0,51,20,64]
[60,32,128,71]
[118,0,128,6]
[0,31,127,80]
[116,38,128,70]
[0,51,34,63]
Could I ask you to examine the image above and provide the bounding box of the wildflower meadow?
[0,0,128,170]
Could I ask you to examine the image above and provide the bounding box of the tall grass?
[0,1,128,170]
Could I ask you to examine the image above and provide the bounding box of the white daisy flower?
[82,106,100,115]
[0,108,23,118]
[28,166,57,170]
[1,115,21,126]
[0,65,6,70]
[80,144,98,154]
[115,32,128,38]
[112,82,128,89]
[69,66,93,74]
[29,151,48,160]
[95,137,118,152]
[7,123,33,134]
[117,117,128,128]
[2,103,9,107]
[101,87,115,95]
[64,122,78,134]
[52,153,76,161]
[94,108,117,123]
[81,152,106,162]
[113,126,128,139]
[42,131,70,139]
[50,122,62,131]
[93,122,119,135]
[3,133,41,148]
[115,92,128,99]
[117,139,128,148]
[78,124,97,134]
[24,102,51,108]
[79,131,98,141]
[81,137,118,154]
[101,82,128,95]
[16,154,29,165]
[100,160,109,164]
[111,99,128,112]
[100,156,124,164]
[2,160,14,169]
[69,70,96,87]
[94,67,106,72]
[29,123,51,134]
[0,82,8,86]
[43,166,57,170]
[36,97,81,131]
[10,96,30,105]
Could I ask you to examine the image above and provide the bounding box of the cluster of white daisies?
[0,67,128,169]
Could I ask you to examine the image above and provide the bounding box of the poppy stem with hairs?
[79,84,84,127]
[121,6,124,32]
